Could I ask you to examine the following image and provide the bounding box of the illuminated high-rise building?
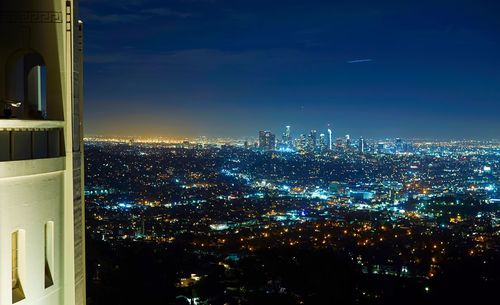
[295,134,307,151]
[282,125,292,146]
[308,129,317,151]
[358,137,365,154]
[319,133,326,151]
[258,130,276,150]
[345,134,351,148]
[259,131,266,149]
[336,138,343,149]
[0,1,85,305]
[327,128,332,150]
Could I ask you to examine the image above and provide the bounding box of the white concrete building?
[0,1,85,305]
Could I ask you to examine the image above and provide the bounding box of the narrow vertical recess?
[45,221,55,288]
[12,230,26,303]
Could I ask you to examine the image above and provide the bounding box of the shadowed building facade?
[0,1,85,305]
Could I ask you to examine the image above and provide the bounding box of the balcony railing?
[0,120,65,162]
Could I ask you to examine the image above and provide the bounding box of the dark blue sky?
[81,0,500,139]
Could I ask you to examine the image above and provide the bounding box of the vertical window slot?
[45,221,55,288]
[12,230,26,303]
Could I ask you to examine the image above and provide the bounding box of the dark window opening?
[3,51,47,120]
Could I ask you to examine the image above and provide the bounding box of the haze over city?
[81,0,500,139]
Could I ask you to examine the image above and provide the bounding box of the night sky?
[81,0,500,139]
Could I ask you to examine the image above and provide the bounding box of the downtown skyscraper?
[282,125,292,146]
[327,128,333,150]
[259,130,276,150]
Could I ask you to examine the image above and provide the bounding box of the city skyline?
[81,0,500,139]
[84,123,500,142]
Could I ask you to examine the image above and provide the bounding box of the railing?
[0,120,65,162]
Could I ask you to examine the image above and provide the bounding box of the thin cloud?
[347,59,373,64]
